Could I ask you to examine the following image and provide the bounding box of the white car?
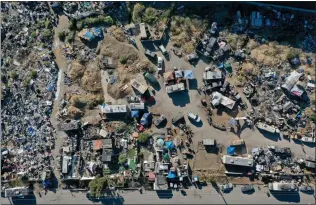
[187,112,201,122]
[157,57,163,71]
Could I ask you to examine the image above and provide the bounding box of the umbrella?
[157,138,164,146]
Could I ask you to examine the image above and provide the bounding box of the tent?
[157,138,164,146]
[84,31,95,41]
[131,110,139,118]
[227,146,235,155]
[140,113,152,127]
[184,70,194,79]
[168,171,176,179]
[165,141,175,150]
[92,27,103,38]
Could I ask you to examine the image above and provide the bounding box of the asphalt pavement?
[1,185,315,205]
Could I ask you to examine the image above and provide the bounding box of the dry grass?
[108,26,126,42]
[68,61,86,80]
[81,63,103,92]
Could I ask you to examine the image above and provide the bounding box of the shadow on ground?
[188,79,198,90]
[270,191,300,203]
[11,193,37,205]
[156,190,173,199]
[188,118,203,127]
[258,129,280,142]
[168,91,190,107]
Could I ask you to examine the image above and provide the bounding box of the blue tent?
[140,113,152,127]
[227,146,235,155]
[131,110,139,118]
[165,141,175,150]
[93,27,103,38]
[84,31,95,41]
[168,171,176,179]
[184,70,194,79]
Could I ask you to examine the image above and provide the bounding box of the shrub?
[118,154,127,164]
[138,133,150,143]
[68,19,77,30]
[42,29,52,40]
[309,114,316,124]
[30,70,37,79]
[89,177,108,197]
[132,3,145,23]
[10,71,18,80]
[31,31,37,38]
[45,18,51,28]
[286,48,300,60]
[58,31,66,41]
[119,56,127,64]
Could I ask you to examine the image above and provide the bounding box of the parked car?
[145,49,157,59]
[187,112,201,122]
[157,57,163,71]
[158,44,167,55]
[186,53,198,62]
[241,185,254,193]
[221,183,233,192]
[126,96,141,102]
[299,185,314,193]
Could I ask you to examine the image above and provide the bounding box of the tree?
[89,177,108,198]
[58,31,66,41]
[132,3,145,23]
[143,7,158,25]
[118,154,127,165]
[68,19,77,30]
[42,29,52,40]
[138,133,149,143]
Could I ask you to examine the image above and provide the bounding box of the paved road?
[1,186,315,205]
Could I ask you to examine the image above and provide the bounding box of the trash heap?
[1,2,58,181]
[252,146,302,174]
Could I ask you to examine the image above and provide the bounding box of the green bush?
[83,16,114,27]
[118,154,127,164]
[30,70,37,79]
[89,177,108,197]
[132,3,145,23]
[58,31,66,41]
[119,56,127,64]
[68,19,77,30]
[42,29,52,40]
[45,18,51,28]
[286,48,300,60]
[143,7,158,25]
[31,31,37,38]
[309,114,316,124]
[22,78,31,87]
[10,71,18,80]
[138,133,150,143]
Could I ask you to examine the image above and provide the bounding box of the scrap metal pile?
[1,2,58,181]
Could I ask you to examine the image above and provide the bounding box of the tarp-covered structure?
[165,141,175,150]
[227,146,236,155]
[281,71,303,92]
[168,171,176,179]
[140,113,152,127]
[211,92,236,110]
[131,110,139,118]
[184,70,194,79]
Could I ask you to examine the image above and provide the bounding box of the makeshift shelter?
[184,70,194,79]
[157,138,164,147]
[227,146,236,155]
[281,71,303,92]
[165,141,175,150]
[131,110,139,118]
[168,171,176,179]
[175,70,183,79]
[224,61,232,73]
[140,113,152,127]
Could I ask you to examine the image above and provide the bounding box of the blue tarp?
[93,27,103,38]
[84,31,95,41]
[47,83,55,91]
[227,146,235,155]
[168,171,176,179]
[165,141,175,150]
[131,110,139,118]
[184,70,194,79]
[140,113,152,127]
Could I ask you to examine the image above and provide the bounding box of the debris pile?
[1,2,58,181]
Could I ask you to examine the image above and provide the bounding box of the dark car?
[241,185,254,193]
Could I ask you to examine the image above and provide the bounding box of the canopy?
[157,138,164,146]
[131,110,139,118]
[184,70,194,79]
[165,141,175,150]
[227,146,235,155]
[168,171,176,179]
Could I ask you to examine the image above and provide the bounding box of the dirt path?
[50,15,70,184]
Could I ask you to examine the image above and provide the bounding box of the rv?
[268,182,298,192]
